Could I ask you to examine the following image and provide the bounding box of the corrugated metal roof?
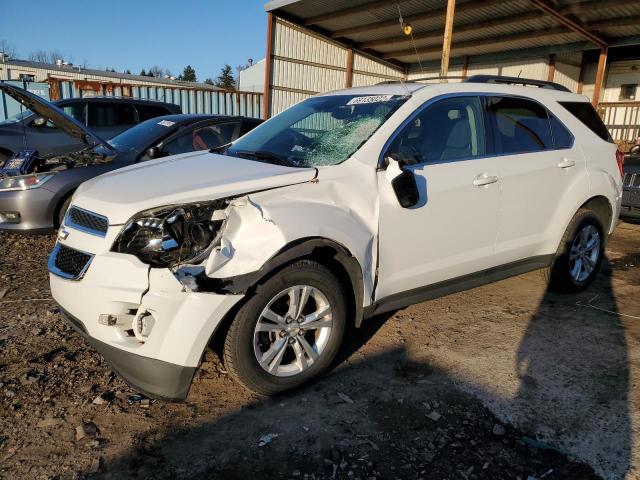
[266,0,640,68]
[0,59,226,91]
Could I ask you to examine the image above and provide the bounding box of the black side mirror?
[391,169,420,208]
[32,116,47,127]
[631,144,640,156]
[146,146,161,159]
[385,155,419,208]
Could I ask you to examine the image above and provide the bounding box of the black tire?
[545,208,605,293]
[224,260,346,395]
[57,196,72,227]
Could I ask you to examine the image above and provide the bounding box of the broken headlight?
[112,201,225,267]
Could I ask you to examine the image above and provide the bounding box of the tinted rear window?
[486,96,553,154]
[137,104,173,122]
[559,101,613,143]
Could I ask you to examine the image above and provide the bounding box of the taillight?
[616,149,624,176]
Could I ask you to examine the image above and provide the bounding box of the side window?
[88,103,136,128]
[163,122,240,155]
[486,96,553,154]
[386,96,485,165]
[239,118,262,136]
[137,104,172,122]
[549,115,573,149]
[62,103,87,124]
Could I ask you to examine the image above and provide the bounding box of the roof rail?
[464,75,571,92]
[376,76,467,85]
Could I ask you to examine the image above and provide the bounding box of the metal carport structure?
[263,0,640,137]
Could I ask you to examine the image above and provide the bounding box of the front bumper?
[61,308,197,400]
[0,186,58,233]
[49,226,244,400]
[621,188,640,219]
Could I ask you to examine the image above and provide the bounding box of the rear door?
[87,102,137,139]
[487,96,587,263]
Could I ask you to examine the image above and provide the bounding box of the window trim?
[378,92,576,170]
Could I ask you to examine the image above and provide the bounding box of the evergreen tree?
[214,64,236,90]
[140,68,147,76]
[204,78,215,86]
[181,65,197,82]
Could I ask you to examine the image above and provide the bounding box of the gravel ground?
[0,222,638,480]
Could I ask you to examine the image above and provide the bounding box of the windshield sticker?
[346,95,394,106]
[158,120,175,127]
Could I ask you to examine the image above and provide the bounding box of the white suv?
[48,76,623,399]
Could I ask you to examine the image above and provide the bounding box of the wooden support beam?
[547,54,556,82]
[263,12,274,119]
[559,0,640,16]
[381,14,626,60]
[528,0,607,47]
[592,46,608,106]
[382,25,569,59]
[305,0,404,25]
[577,53,587,94]
[462,55,469,78]
[359,11,544,50]
[440,0,456,78]
[345,49,354,88]
[330,0,505,39]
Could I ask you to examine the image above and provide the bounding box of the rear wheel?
[224,260,346,395]
[546,209,605,292]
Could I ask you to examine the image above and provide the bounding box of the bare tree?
[0,39,17,58]
[148,65,166,78]
[28,49,69,64]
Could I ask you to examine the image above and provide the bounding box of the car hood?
[73,151,317,224]
[0,83,114,151]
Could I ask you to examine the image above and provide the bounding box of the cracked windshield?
[227,94,408,167]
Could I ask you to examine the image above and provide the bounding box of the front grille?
[623,173,640,189]
[65,206,109,237]
[48,243,94,280]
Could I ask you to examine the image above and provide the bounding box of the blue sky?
[2,0,268,81]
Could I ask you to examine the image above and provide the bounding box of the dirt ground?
[0,221,638,480]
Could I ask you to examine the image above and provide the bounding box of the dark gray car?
[0,96,181,162]
[621,146,640,220]
[0,83,262,233]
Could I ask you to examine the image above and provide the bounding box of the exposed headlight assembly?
[0,172,55,191]
[112,201,226,267]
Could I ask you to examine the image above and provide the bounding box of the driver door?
[375,95,502,301]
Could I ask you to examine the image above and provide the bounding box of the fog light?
[0,211,20,224]
[132,308,155,342]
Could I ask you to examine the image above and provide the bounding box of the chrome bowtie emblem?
[58,228,69,240]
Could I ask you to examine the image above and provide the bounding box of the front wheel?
[546,209,605,292]
[224,260,346,395]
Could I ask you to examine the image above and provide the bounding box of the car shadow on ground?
[84,262,633,479]
[513,258,631,478]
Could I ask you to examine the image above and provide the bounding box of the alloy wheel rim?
[253,285,333,377]
[569,224,600,282]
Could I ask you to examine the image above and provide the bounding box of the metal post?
[263,12,274,119]
[440,0,456,78]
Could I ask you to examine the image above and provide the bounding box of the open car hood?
[0,82,114,151]
[73,151,318,224]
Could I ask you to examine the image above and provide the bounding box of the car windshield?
[227,94,409,167]
[108,117,180,151]
[0,109,33,125]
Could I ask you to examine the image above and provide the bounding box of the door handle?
[473,174,499,186]
[557,158,576,169]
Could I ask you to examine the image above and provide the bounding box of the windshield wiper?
[210,142,231,153]
[230,149,291,167]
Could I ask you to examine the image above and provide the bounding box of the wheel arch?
[207,236,366,364]
[580,195,613,236]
